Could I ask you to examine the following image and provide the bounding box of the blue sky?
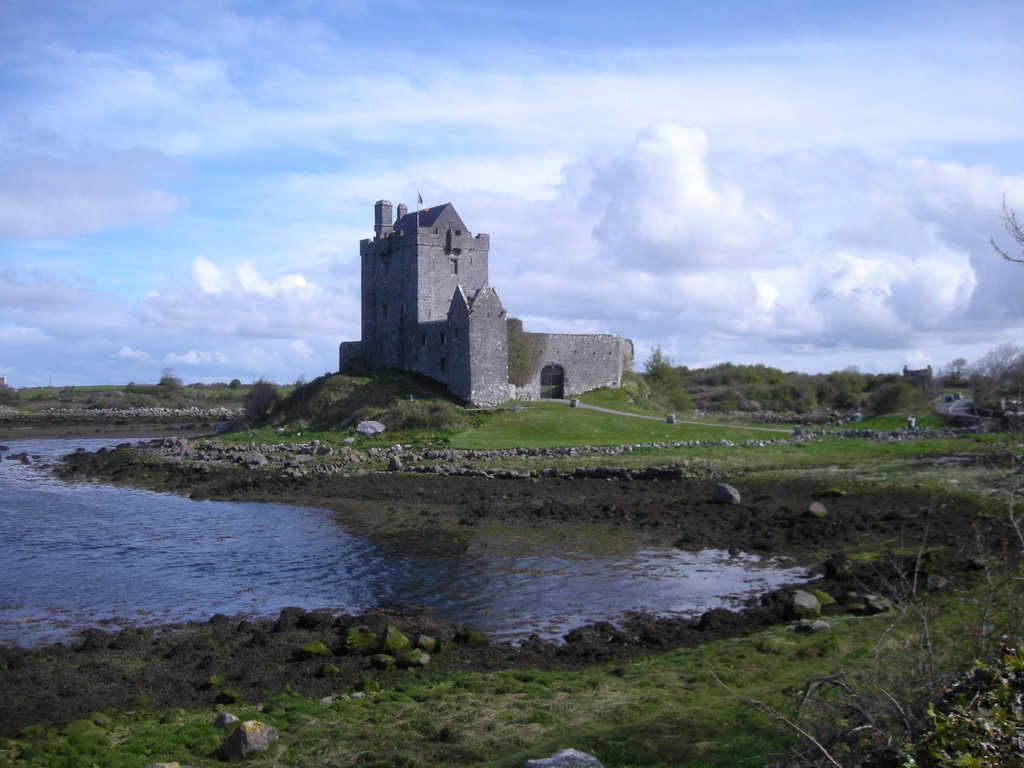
[2,0,1023,387]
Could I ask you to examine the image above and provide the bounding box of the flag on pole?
[417,190,423,209]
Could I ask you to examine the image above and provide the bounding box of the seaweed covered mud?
[58,438,1008,558]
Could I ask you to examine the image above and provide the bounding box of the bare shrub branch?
[709,668,843,767]
[992,195,1024,265]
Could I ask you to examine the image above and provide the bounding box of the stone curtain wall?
[515,333,630,400]
[506,318,544,387]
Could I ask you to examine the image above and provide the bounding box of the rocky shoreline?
[0,546,965,737]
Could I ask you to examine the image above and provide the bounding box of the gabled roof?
[394,202,468,234]
[451,284,505,316]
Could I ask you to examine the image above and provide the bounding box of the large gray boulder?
[243,452,268,468]
[218,720,279,760]
[356,420,386,436]
[785,589,822,620]
[213,711,239,728]
[525,748,605,768]
[861,594,893,615]
[805,501,828,519]
[711,483,741,505]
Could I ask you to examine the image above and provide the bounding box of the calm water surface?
[0,438,807,646]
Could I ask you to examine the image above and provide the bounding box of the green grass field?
[448,401,793,450]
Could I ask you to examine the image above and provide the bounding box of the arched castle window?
[540,365,565,399]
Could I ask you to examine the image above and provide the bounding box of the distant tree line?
[634,342,1023,417]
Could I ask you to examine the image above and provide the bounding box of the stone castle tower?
[340,198,630,406]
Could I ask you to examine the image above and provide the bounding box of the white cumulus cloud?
[115,345,149,361]
[589,122,790,271]
[164,349,229,365]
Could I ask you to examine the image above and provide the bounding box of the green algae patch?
[294,640,332,660]
[812,588,836,606]
[317,662,341,678]
[397,649,431,669]
[355,678,381,693]
[64,718,107,745]
[343,625,378,654]
[381,626,411,655]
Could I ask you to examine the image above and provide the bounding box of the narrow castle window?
[440,357,446,372]
[420,333,427,348]
[383,259,390,277]
[440,331,446,346]
[450,258,459,275]
[383,303,388,320]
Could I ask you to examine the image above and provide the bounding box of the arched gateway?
[539,364,565,399]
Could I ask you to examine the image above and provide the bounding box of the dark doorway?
[540,364,565,399]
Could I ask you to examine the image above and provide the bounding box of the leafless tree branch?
[992,195,1024,265]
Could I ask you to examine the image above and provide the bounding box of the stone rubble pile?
[136,436,732,480]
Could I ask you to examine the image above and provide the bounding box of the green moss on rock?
[382,626,411,655]
[397,649,430,668]
[454,630,486,646]
[343,625,378,654]
[811,589,836,606]
[371,654,397,670]
[784,590,821,620]
[355,679,381,693]
[64,718,106,744]
[316,662,341,678]
[294,641,332,660]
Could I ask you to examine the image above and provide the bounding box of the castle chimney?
[374,200,393,238]
[396,203,408,221]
